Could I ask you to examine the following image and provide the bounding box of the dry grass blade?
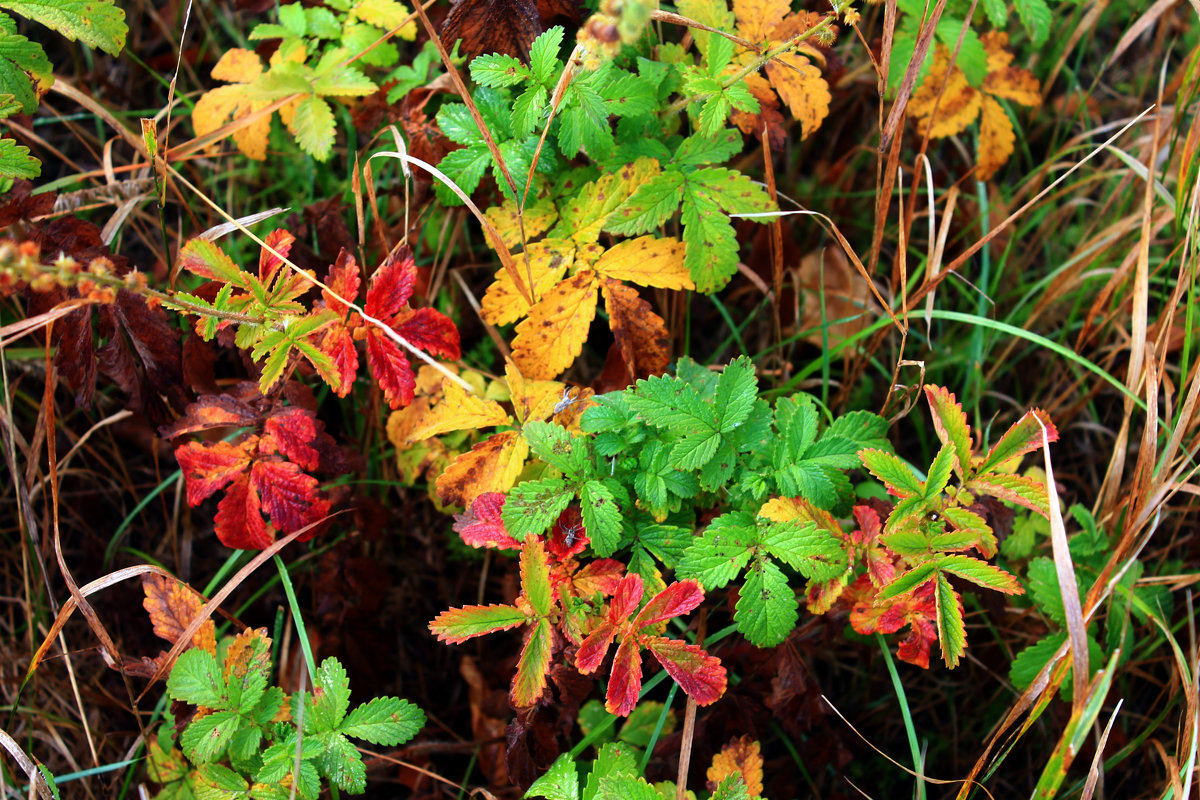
[0,727,58,800]
[1079,698,1124,800]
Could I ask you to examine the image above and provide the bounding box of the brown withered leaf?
[142,574,216,655]
[601,279,671,383]
[97,290,188,422]
[536,0,583,24]
[0,180,55,227]
[442,0,543,60]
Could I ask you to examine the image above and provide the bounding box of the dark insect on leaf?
[441,0,543,60]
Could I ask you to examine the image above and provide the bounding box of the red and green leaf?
[924,385,972,476]
[934,572,967,668]
[858,449,923,498]
[634,579,706,630]
[605,636,644,716]
[521,536,554,618]
[977,408,1057,474]
[258,229,296,287]
[511,618,554,707]
[429,604,527,643]
[575,622,619,673]
[178,239,249,288]
[643,636,727,706]
[877,561,938,602]
[966,473,1050,515]
[454,492,520,549]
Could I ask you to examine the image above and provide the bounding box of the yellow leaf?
[976,96,1015,181]
[351,0,418,40]
[405,379,511,442]
[594,236,694,290]
[484,193,560,250]
[764,51,831,139]
[511,271,601,379]
[907,49,980,139]
[732,0,788,44]
[551,386,596,430]
[506,362,572,425]
[194,50,272,160]
[554,158,660,245]
[481,239,574,325]
[211,48,263,84]
[676,0,734,54]
[707,736,764,798]
[982,30,1015,72]
[223,627,272,682]
[436,430,529,507]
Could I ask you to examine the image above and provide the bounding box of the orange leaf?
[141,575,216,655]
[593,236,693,290]
[223,627,272,681]
[764,50,831,140]
[601,280,671,382]
[511,271,600,379]
[481,239,574,326]
[976,96,1015,181]
[732,0,788,43]
[435,430,530,507]
[211,48,264,83]
[707,736,765,798]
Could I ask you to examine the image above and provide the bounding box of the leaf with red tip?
[575,622,618,673]
[572,559,624,597]
[643,636,726,706]
[159,394,259,438]
[259,229,296,286]
[324,249,362,316]
[178,239,247,288]
[214,473,272,550]
[605,636,643,716]
[965,473,1051,515]
[429,604,526,643]
[318,325,359,398]
[924,385,972,476]
[365,249,417,321]
[977,408,1057,474]
[634,579,705,630]
[366,329,416,409]
[609,573,646,622]
[395,308,462,360]
[176,440,250,505]
[262,408,319,470]
[453,492,520,549]
[511,618,553,707]
[252,460,328,533]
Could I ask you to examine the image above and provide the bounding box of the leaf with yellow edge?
[481,239,574,325]
[707,735,764,798]
[511,272,601,380]
[594,236,694,290]
[436,430,530,507]
[483,193,560,250]
[403,379,511,442]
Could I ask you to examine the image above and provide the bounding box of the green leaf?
[676,511,755,589]
[0,136,38,178]
[523,421,583,475]
[935,572,966,668]
[826,410,890,450]
[859,449,923,498]
[711,774,750,800]
[277,3,307,36]
[503,478,573,540]
[669,432,720,470]
[471,52,533,87]
[311,657,352,731]
[760,519,846,581]
[980,0,1007,27]
[626,373,716,436]
[429,603,527,642]
[675,129,742,168]
[924,386,972,475]
[529,26,564,85]
[316,733,366,794]
[689,167,774,217]
[934,18,986,86]
[680,183,737,293]
[341,697,425,745]
[0,0,127,55]
[199,763,249,794]
[1026,556,1081,626]
[923,442,956,498]
[604,171,685,236]
[774,394,818,460]
[881,527,929,557]
[736,557,797,647]
[167,648,228,709]
[1008,631,1066,690]
[527,753,580,800]
[288,95,336,160]
[512,85,549,137]
[182,710,240,763]
[1013,0,1053,46]
[714,356,757,433]
[522,536,554,617]
[581,480,622,557]
[936,555,1022,594]
[877,560,938,601]
[435,144,492,205]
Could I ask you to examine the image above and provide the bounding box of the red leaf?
[160,394,260,438]
[251,460,328,535]
[605,636,643,716]
[572,559,624,597]
[395,307,462,360]
[262,408,320,470]
[546,506,587,560]
[214,473,272,550]
[366,329,416,408]
[176,440,251,505]
[454,492,520,549]
[259,229,295,286]
[365,248,416,321]
[643,636,727,706]
[574,621,618,674]
[323,249,361,316]
[634,579,705,630]
[608,573,645,622]
[318,325,359,398]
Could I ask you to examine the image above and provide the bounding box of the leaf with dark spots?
[441,0,543,60]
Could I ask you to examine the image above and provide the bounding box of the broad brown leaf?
[600,280,670,382]
[441,0,543,60]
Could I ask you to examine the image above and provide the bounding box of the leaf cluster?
[157,631,424,798]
